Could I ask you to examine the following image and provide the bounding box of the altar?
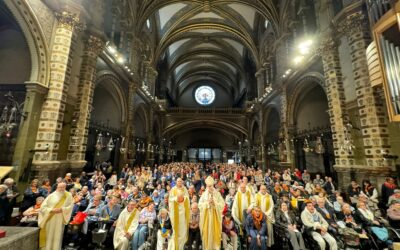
[0,227,39,250]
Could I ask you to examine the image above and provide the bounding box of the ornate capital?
[337,11,367,36]
[55,11,84,31]
[85,35,105,55]
[316,37,339,56]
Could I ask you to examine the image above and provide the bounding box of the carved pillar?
[125,83,137,165]
[32,11,82,179]
[258,110,266,171]
[67,34,105,169]
[146,107,154,164]
[280,86,291,164]
[339,12,393,168]
[130,37,142,77]
[318,36,354,168]
[255,68,265,98]
[12,83,48,181]
[147,67,158,97]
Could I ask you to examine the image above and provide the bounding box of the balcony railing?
[167,107,246,114]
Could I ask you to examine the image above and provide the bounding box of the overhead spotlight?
[293,56,304,65]
[117,56,125,64]
[107,45,116,54]
[285,69,292,75]
[298,39,313,55]
[283,74,286,78]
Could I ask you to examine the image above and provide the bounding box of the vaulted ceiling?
[109,0,293,106]
[150,1,279,104]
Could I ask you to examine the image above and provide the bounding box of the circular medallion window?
[195,86,215,106]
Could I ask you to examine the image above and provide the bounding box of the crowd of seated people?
[0,162,400,250]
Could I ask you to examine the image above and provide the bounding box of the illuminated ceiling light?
[285,69,292,74]
[282,74,286,78]
[107,45,116,54]
[130,72,134,75]
[117,56,125,64]
[293,55,304,65]
[298,39,313,55]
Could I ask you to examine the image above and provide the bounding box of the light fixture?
[107,45,116,54]
[298,39,313,55]
[119,136,126,154]
[314,136,325,154]
[303,138,312,153]
[0,92,25,137]
[293,55,304,65]
[117,56,125,64]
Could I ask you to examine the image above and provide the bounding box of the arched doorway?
[291,81,333,175]
[133,104,148,165]
[264,108,280,169]
[86,75,126,172]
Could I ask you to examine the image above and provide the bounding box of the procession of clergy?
[38,175,280,250]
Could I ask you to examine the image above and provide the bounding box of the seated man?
[275,202,305,250]
[301,201,337,250]
[316,197,338,234]
[113,200,139,250]
[82,194,104,234]
[187,202,201,250]
[245,206,268,250]
[99,195,122,225]
[387,200,400,229]
[222,212,238,250]
[132,202,157,250]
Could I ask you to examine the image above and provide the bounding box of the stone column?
[339,12,393,168]
[255,68,265,98]
[147,68,158,97]
[32,11,82,179]
[280,87,292,164]
[125,83,138,165]
[318,37,354,168]
[67,34,105,170]
[12,83,48,181]
[146,107,154,165]
[258,110,266,171]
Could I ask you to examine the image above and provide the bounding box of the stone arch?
[4,0,50,85]
[250,119,261,144]
[92,72,128,130]
[263,106,280,144]
[133,103,149,139]
[287,72,326,127]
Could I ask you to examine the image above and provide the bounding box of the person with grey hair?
[0,184,10,225]
[155,208,172,250]
[3,177,19,225]
[20,196,45,227]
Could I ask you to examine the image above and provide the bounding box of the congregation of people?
[0,161,400,250]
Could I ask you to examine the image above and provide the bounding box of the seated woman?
[275,202,305,250]
[355,201,392,248]
[132,202,156,250]
[156,208,172,250]
[20,179,47,212]
[222,212,238,250]
[387,200,400,229]
[20,196,44,227]
[245,206,268,250]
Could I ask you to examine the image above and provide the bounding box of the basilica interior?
[0,0,400,189]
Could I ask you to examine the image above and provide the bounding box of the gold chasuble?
[199,187,225,250]
[38,191,73,250]
[114,207,139,250]
[232,190,253,226]
[255,192,275,247]
[168,186,190,250]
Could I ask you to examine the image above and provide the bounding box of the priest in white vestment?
[38,182,73,250]
[199,176,225,250]
[113,200,139,250]
[232,182,254,227]
[168,188,190,250]
[255,185,275,247]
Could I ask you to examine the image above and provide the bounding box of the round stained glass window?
[195,86,215,106]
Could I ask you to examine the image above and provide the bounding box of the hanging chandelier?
[303,138,312,153]
[0,92,25,137]
[314,136,325,154]
[107,137,115,151]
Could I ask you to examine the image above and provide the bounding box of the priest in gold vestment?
[198,176,225,250]
[168,188,190,250]
[38,182,73,250]
[113,200,139,250]
[255,185,275,247]
[232,182,254,227]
